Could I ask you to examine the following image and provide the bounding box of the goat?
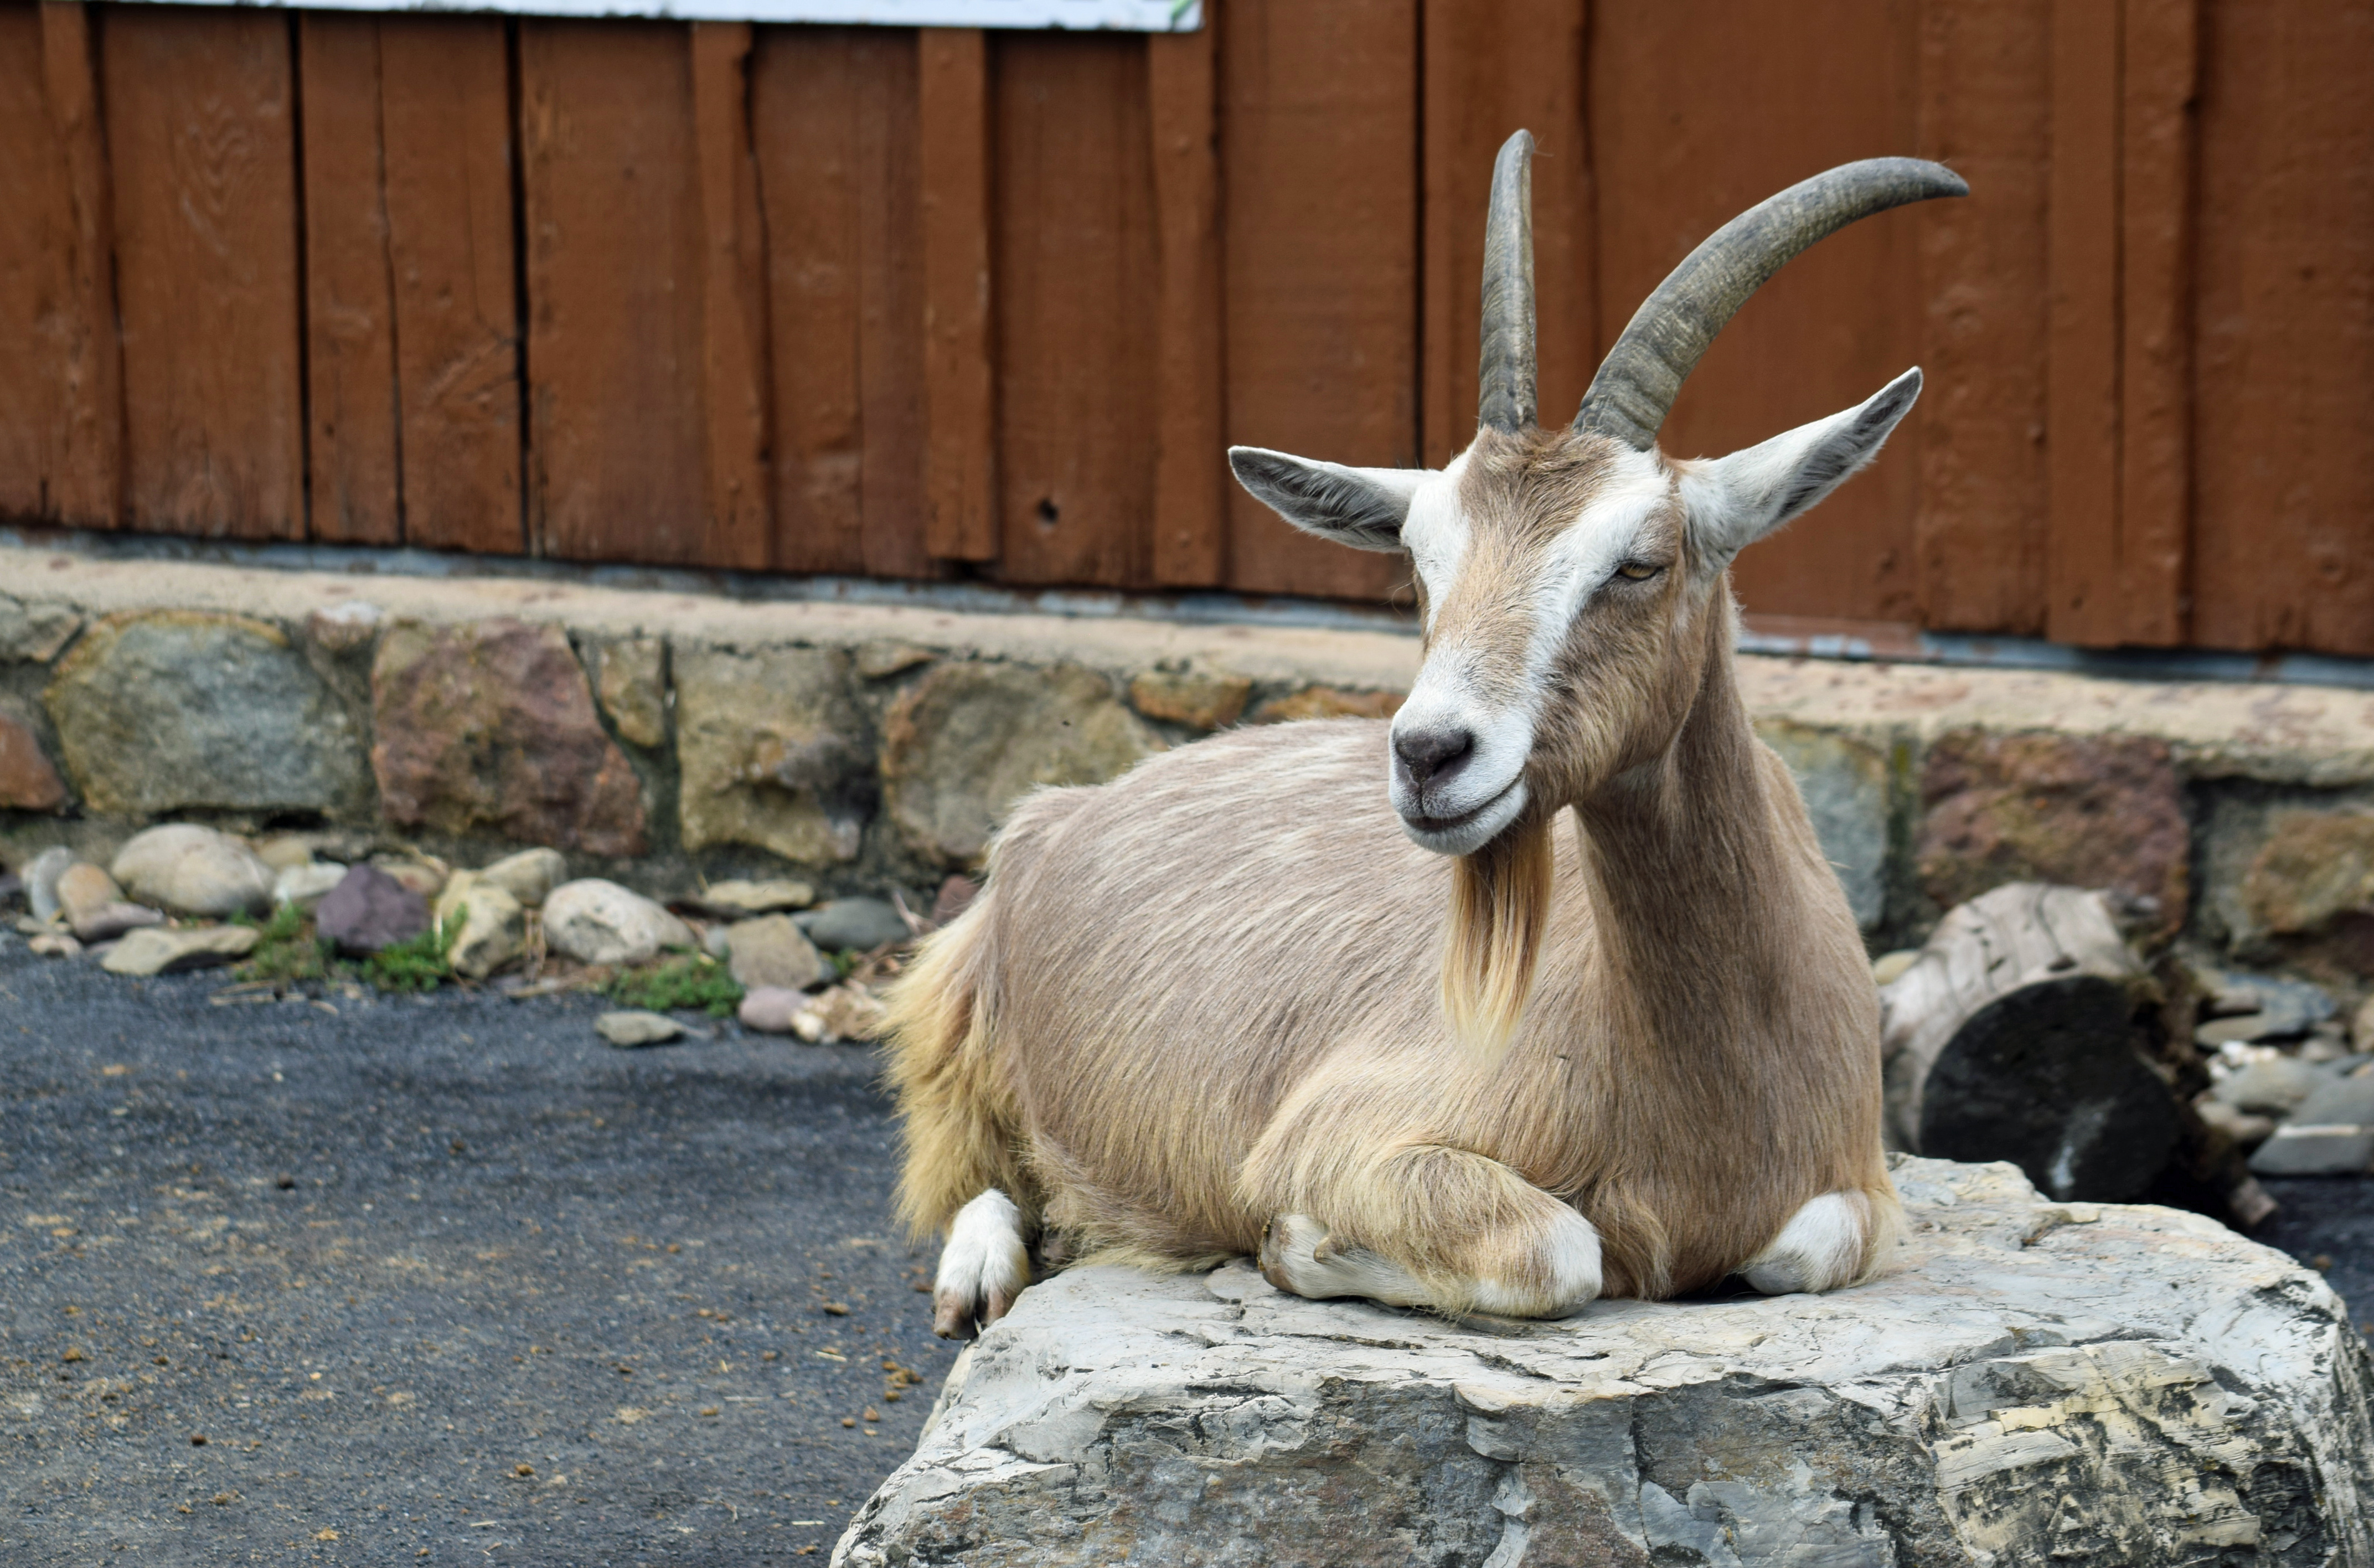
[886,133,1967,1334]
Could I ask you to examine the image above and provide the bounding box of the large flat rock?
[837,1158,2374,1567]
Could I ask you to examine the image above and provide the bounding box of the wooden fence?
[1,1,2368,654]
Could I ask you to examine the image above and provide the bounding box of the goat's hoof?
[932,1189,1032,1339]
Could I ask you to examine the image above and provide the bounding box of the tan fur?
[884,425,1896,1314]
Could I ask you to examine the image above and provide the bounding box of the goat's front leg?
[1252,1144,1601,1319]
[1740,1191,1877,1295]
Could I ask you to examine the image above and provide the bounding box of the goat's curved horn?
[1477,130,1537,434]
[1575,158,1968,449]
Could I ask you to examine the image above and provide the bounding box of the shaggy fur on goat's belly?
[885,715,1893,1303]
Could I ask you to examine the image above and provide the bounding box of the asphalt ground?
[0,937,962,1567]
[3,933,2369,1568]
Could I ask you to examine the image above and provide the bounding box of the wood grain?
[853,30,928,580]
[103,7,305,540]
[690,20,772,571]
[1147,13,1226,587]
[298,13,400,546]
[1591,0,1924,626]
[1913,0,2052,636]
[1221,0,1417,601]
[519,20,706,565]
[2043,0,2123,646]
[2190,0,2374,655]
[379,16,520,556]
[991,30,1157,587]
[919,27,998,564]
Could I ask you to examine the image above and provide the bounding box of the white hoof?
[1468,1206,1602,1318]
[1742,1192,1869,1295]
[1257,1214,1430,1308]
[933,1189,1030,1339]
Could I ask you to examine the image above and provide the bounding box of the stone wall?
[6,546,2374,978]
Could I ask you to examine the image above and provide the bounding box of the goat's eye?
[1614,560,1664,581]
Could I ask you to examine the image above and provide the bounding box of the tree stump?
[1880,881,2181,1202]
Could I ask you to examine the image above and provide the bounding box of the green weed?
[608,953,745,1018]
[233,902,333,987]
[361,907,461,994]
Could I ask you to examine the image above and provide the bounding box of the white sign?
[120,0,1200,26]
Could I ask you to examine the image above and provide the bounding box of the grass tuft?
[608,953,745,1018]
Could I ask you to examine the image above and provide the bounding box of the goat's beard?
[1441,812,1554,1063]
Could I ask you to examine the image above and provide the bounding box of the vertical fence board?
[0,3,120,530]
[1221,0,1416,602]
[853,30,928,580]
[1147,14,1226,587]
[103,7,304,540]
[990,32,1156,587]
[690,21,772,571]
[1913,0,2052,636]
[519,20,706,564]
[379,17,521,556]
[919,27,998,564]
[2043,0,2123,644]
[2191,0,2374,655]
[299,14,401,546]
[1592,0,1923,626]
[1420,0,1592,466]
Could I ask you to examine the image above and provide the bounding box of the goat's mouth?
[1398,779,1528,857]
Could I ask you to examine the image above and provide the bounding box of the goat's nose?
[1393,725,1475,785]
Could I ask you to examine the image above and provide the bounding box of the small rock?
[252,835,320,873]
[798,897,911,953]
[28,931,83,958]
[24,845,78,924]
[2248,1075,2374,1176]
[306,599,383,655]
[0,705,68,811]
[1127,668,1253,731]
[2194,1097,2277,1148]
[1248,685,1405,724]
[370,855,447,900]
[100,925,260,977]
[314,864,432,956]
[2190,969,2336,1041]
[595,637,669,750]
[74,901,166,944]
[111,826,276,919]
[785,983,886,1044]
[701,923,731,960]
[2354,993,2374,1051]
[596,1010,684,1048]
[695,878,816,919]
[435,873,527,981]
[2211,1056,2332,1117]
[476,848,567,909]
[736,987,807,1035]
[1870,949,1919,988]
[55,862,121,927]
[543,880,694,967]
[273,862,349,910]
[725,915,827,991]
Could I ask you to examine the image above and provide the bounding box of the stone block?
[0,704,67,811]
[1756,719,1890,930]
[882,662,1161,866]
[2243,807,2374,937]
[675,646,874,866]
[0,595,80,663]
[595,637,668,749]
[841,1159,2374,1567]
[1128,667,1252,730]
[43,611,368,818]
[1248,685,1405,724]
[1916,730,2188,931]
[371,619,646,857]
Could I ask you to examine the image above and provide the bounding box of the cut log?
[1881,882,2181,1202]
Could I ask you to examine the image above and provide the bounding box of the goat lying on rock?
[887,133,1968,1335]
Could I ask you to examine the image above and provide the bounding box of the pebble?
[315,864,432,956]
[56,862,121,924]
[28,931,83,959]
[112,825,275,919]
[434,873,527,980]
[798,897,911,953]
[737,987,807,1035]
[476,848,567,910]
[2210,1056,2332,1117]
[2247,1076,2374,1177]
[1870,949,1920,988]
[99,925,260,977]
[2195,1098,2277,1148]
[725,915,827,991]
[2192,969,2338,1045]
[543,880,694,967]
[74,901,166,944]
[24,845,78,924]
[696,879,816,919]
[252,835,320,873]
[596,1010,684,1048]
[273,862,349,910]
[2356,994,2374,1052]
[370,855,448,900]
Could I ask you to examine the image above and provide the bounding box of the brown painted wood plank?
[754,28,866,575]
[298,14,401,546]
[1420,0,1593,467]
[1912,0,2052,636]
[519,20,706,565]
[2190,0,2374,656]
[690,21,772,572]
[0,2,120,532]
[918,27,998,564]
[2115,0,2197,648]
[2043,0,2123,645]
[378,16,520,556]
[1147,16,1226,587]
[990,31,1157,588]
[102,7,305,540]
[1221,0,1416,601]
[1591,0,1923,626]
[854,29,928,580]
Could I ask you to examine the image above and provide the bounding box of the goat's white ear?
[1228,447,1426,554]
[1680,368,1922,559]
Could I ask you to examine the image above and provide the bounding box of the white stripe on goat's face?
[1391,431,1679,854]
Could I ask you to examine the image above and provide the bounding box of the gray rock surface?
[800,896,911,953]
[2252,1075,2374,1178]
[97,925,260,977]
[696,878,817,918]
[1758,719,1889,931]
[674,646,874,865]
[110,824,275,919]
[725,914,827,991]
[434,872,527,981]
[475,847,567,909]
[595,1010,683,1048]
[313,864,432,956]
[542,879,693,967]
[2216,1056,2338,1117]
[838,1158,2374,1568]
